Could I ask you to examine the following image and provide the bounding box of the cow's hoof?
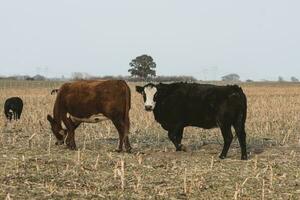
[115,149,123,153]
[219,155,226,159]
[176,144,187,152]
[125,147,132,153]
[55,140,64,145]
[181,145,187,152]
[241,155,248,160]
[67,144,77,150]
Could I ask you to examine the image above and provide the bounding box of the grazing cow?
[4,97,23,121]
[51,89,59,95]
[136,82,248,160]
[47,80,131,152]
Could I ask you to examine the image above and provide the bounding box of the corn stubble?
[0,81,299,199]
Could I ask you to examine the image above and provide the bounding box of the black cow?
[51,89,59,95]
[4,97,23,121]
[136,82,248,160]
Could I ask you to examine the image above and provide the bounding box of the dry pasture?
[0,81,300,199]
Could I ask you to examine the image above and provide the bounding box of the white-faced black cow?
[4,97,23,121]
[47,80,131,152]
[136,82,248,160]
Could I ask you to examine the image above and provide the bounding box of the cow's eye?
[142,93,146,102]
[153,93,157,101]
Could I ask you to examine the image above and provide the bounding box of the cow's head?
[6,109,13,121]
[47,114,67,145]
[136,83,158,111]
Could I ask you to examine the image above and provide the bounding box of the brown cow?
[47,80,131,152]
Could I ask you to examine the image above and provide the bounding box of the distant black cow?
[4,97,23,121]
[51,89,59,95]
[136,82,248,160]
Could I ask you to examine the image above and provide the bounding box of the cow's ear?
[47,114,56,124]
[136,86,144,94]
[157,83,163,89]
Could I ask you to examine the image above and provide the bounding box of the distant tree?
[128,54,156,80]
[61,75,67,81]
[246,79,254,83]
[278,76,285,82]
[25,77,34,81]
[291,76,299,82]
[6,75,30,80]
[153,75,197,82]
[71,72,91,80]
[33,74,46,81]
[221,73,240,82]
[83,73,91,80]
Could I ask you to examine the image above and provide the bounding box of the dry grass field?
[0,80,300,199]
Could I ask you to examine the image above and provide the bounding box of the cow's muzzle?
[55,140,64,145]
[54,130,67,145]
[145,105,153,111]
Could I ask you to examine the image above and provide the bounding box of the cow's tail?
[237,86,247,124]
[123,81,131,130]
[230,85,248,160]
[230,85,247,125]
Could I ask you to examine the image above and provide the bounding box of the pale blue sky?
[0,0,299,80]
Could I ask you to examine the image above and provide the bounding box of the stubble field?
[0,80,300,199]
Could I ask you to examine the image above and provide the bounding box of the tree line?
[1,54,299,82]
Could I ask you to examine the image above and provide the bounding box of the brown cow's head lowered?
[47,115,67,145]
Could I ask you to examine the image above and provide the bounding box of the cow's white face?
[136,84,157,111]
[7,109,13,119]
[144,86,157,111]
[47,114,67,145]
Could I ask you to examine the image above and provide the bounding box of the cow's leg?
[112,119,124,152]
[219,124,233,159]
[176,127,185,151]
[15,111,20,120]
[124,136,131,152]
[13,112,17,121]
[4,112,9,120]
[62,117,79,150]
[17,110,22,120]
[112,118,131,152]
[168,126,184,151]
[233,123,247,160]
[123,114,131,152]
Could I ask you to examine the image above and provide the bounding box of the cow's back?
[55,80,130,119]
[4,97,23,110]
